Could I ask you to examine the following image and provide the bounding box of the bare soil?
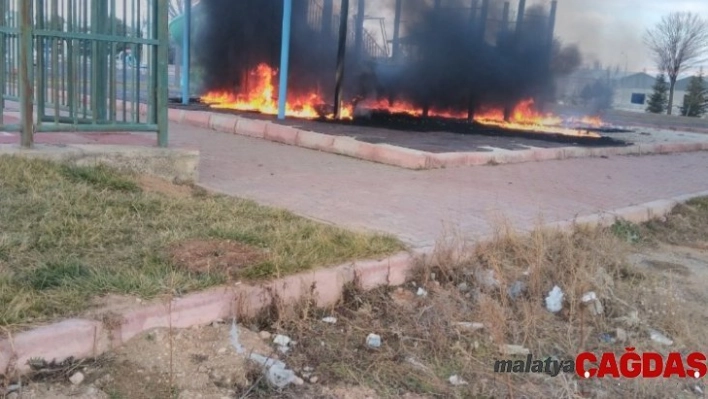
[167,239,267,276]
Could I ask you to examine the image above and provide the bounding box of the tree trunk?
[667,78,676,115]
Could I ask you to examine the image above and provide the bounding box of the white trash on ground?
[366,333,382,348]
[648,329,674,346]
[230,321,304,388]
[449,375,469,386]
[545,285,564,313]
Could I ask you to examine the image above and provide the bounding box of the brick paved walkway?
[169,123,708,248]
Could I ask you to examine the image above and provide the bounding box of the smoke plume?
[194,0,582,113]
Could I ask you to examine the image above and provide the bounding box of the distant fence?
[0,0,170,147]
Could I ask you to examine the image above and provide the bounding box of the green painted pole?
[157,0,170,147]
[19,0,34,147]
[277,0,293,120]
[182,0,192,105]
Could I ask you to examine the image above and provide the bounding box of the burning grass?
[0,157,403,328]
[201,64,606,139]
[242,206,708,398]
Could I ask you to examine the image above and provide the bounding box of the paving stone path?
[169,123,708,248]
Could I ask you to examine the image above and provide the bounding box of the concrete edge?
[163,107,708,170]
[3,190,708,373]
[0,143,200,182]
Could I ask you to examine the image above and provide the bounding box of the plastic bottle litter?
[545,285,564,313]
[230,321,303,388]
[649,329,674,346]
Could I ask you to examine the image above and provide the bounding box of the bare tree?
[644,12,708,115]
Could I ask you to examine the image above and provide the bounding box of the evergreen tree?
[680,72,708,117]
[646,74,669,114]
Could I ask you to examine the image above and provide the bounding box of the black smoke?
[194,0,581,114]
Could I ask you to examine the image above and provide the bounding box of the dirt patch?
[167,239,268,276]
[137,175,194,198]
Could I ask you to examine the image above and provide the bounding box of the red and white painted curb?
[2,190,708,374]
[161,107,708,170]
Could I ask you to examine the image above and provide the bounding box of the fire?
[201,63,343,119]
[202,64,602,138]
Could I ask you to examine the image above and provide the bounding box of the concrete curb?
[163,107,708,170]
[0,252,416,373]
[2,190,708,374]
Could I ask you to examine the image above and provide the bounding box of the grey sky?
[552,0,708,73]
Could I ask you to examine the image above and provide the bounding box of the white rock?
[217,347,227,354]
[273,334,291,347]
[545,285,564,313]
[500,344,530,356]
[322,317,338,324]
[581,292,598,303]
[366,333,382,348]
[449,375,468,386]
[649,329,674,346]
[258,331,272,340]
[416,287,428,297]
[309,376,319,383]
[69,371,85,385]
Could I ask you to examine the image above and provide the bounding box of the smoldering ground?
[194,0,581,113]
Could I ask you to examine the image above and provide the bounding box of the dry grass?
[238,206,708,398]
[0,156,403,328]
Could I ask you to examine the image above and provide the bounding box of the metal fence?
[0,0,169,147]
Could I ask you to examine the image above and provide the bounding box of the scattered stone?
[582,292,604,316]
[309,376,319,383]
[457,282,470,292]
[449,375,468,386]
[649,329,674,346]
[303,366,314,373]
[416,287,428,297]
[69,371,85,385]
[500,344,530,356]
[581,292,598,303]
[366,333,382,348]
[217,347,227,354]
[474,269,500,289]
[273,334,291,347]
[545,285,564,313]
[508,281,527,300]
[615,328,628,343]
[455,322,485,331]
[322,317,338,324]
[258,331,272,340]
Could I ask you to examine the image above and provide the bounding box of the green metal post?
[94,0,107,122]
[19,0,34,147]
[37,0,46,126]
[156,0,169,147]
[0,0,5,126]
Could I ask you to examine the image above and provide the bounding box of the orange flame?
[202,64,602,138]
